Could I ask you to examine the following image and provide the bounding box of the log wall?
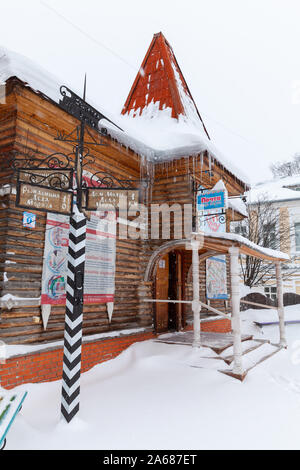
[0,78,247,344]
[0,80,149,344]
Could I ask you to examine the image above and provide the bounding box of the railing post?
[191,239,201,348]
[229,246,243,375]
[276,262,287,348]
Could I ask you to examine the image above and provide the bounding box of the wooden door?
[155,254,169,332]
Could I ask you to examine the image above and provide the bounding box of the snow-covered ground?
[2,305,300,450]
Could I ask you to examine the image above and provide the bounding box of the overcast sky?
[1,0,300,185]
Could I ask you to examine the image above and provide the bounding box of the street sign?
[16,182,73,215]
[86,188,140,210]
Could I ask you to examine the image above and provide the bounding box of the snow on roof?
[247,174,300,203]
[0,46,64,104]
[102,112,250,185]
[0,45,249,187]
[193,231,290,261]
[228,196,248,217]
[122,32,209,136]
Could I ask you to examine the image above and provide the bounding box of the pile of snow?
[248,175,300,204]
[241,306,300,325]
[2,327,148,359]
[3,305,300,450]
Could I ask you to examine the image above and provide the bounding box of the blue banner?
[197,191,225,210]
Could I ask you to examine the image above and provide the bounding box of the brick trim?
[0,319,231,389]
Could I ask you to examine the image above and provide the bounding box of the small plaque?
[23,212,36,229]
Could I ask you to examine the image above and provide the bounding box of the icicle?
[200,153,203,182]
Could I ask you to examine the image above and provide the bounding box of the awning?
[191,231,290,262]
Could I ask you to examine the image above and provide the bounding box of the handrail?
[240,299,275,310]
[143,298,231,320]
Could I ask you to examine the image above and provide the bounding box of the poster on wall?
[41,214,69,305]
[41,211,117,307]
[84,211,116,304]
[206,256,229,300]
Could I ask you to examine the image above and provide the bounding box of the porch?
[142,231,290,380]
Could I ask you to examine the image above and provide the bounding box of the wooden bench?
[0,391,27,450]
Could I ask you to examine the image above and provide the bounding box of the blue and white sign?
[23,212,36,229]
[197,190,225,211]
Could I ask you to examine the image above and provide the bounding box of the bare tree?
[271,153,300,178]
[234,196,295,287]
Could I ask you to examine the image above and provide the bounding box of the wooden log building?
[0,33,289,387]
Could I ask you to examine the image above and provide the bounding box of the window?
[264,286,277,301]
[263,222,276,249]
[234,225,247,238]
[295,223,300,252]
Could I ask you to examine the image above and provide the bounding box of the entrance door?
[155,251,184,333]
[155,254,169,332]
[168,251,183,331]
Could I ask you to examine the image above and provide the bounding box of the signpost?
[11,81,145,423]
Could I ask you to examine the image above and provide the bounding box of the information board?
[41,211,116,306]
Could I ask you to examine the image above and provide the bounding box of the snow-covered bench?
[0,391,27,450]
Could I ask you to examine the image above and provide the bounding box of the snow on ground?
[3,305,300,450]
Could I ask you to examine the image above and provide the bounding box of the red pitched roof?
[122,32,210,139]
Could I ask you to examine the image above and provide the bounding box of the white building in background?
[232,174,300,299]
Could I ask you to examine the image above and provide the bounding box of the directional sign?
[86,188,140,211]
[16,182,73,215]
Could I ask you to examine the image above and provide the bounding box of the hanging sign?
[197,190,225,211]
[16,182,73,215]
[86,188,140,211]
[197,186,228,299]
[197,188,226,234]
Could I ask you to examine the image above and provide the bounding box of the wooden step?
[219,343,282,381]
[245,345,282,373]
[221,339,270,365]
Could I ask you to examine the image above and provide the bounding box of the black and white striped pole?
[61,210,86,422]
[61,78,87,423]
